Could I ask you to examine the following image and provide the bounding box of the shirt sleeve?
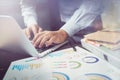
[60,0,104,37]
[20,0,38,27]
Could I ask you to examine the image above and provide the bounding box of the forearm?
[20,0,38,27]
[61,0,104,36]
[60,12,98,36]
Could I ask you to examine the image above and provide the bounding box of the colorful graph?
[82,56,99,63]
[85,73,112,80]
[52,61,81,69]
[12,63,41,71]
[52,72,70,80]
[52,61,68,68]
[69,61,81,69]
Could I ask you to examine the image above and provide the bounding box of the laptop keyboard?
[36,45,55,53]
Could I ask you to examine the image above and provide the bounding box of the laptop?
[0,15,68,57]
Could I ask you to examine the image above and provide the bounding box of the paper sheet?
[84,31,120,44]
[3,47,120,80]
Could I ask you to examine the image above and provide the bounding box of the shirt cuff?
[60,23,82,37]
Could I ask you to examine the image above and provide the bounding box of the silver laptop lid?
[0,15,39,57]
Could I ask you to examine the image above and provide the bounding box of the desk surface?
[0,42,81,79]
[0,49,30,79]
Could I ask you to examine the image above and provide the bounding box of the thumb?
[32,26,39,35]
[38,27,43,32]
[25,28,31,39]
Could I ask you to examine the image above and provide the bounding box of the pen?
[68,37,77,51]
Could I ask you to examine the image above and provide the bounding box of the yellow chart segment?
[52,72,70,80]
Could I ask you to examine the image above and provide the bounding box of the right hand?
[23,24,42,39]
[32,29,68,48]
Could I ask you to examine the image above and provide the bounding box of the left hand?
[32,29,68,48]
[23,24,42,40]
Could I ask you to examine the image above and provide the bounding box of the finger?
[32,32,44,43]
[25,28,31,39]
[33,35,44,48]
[32,26,39,35]
[45,38,54,47]
[32,33,40,44]
[39,36,50,48]
[38,27,43,32]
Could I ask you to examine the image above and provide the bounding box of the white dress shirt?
[21,0,104,36]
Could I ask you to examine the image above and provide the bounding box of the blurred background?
[0,0,25,28]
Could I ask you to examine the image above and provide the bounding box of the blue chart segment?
[48,52,64,58]
[82,56,99,63]
[85,73,112,80]
[52,72,70,80]
[12,63,41,71]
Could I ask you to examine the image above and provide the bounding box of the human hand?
[23,24,42,39]
[32,29,68,48]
